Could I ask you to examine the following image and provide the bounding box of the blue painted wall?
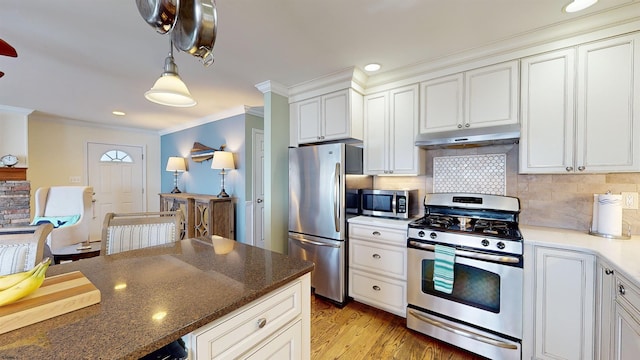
[160,113,264,243]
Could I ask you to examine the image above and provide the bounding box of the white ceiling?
[0,0,638,132]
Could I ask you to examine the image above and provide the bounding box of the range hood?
[415,123,520,149]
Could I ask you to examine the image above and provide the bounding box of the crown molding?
[255,80,288,97]
[0,105,34,116]
[287,66,368,103]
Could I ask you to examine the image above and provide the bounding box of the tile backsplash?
[433,153,506,195]
[375,144,640,235]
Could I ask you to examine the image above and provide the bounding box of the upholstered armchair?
[33,186,93,252]
[0,223,53,275]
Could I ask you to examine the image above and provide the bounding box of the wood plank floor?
[311,296,486,360]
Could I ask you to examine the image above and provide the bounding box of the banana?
[0,258,51,307]
[0,257,50,291]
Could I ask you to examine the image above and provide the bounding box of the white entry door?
[252,130,265,248]
[87,142,145,241]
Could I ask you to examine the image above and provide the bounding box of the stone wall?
[0,180,31,227]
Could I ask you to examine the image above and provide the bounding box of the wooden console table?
[159,193,234,240]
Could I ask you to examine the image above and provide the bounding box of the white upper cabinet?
[420,60,519,133]
[520,33,640,173]
[520,48,576,173]
[291,88,364,144]
[364,84,424,175]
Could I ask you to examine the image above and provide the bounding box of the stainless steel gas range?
[406,193,523,360]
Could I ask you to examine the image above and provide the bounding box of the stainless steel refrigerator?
[288,143,364,305]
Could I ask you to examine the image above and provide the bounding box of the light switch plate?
[621,192,639,209]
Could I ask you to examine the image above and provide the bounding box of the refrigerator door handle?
[334,162,340,232]
[289,235,341,248]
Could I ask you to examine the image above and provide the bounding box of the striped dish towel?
[433,244,456,294]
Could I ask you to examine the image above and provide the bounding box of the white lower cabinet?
[348,220,408,317]
[612,273,640,360]
[523,245,595,360]
[595,260,640,360]
[596,260,615,360]
[187,273,310,360]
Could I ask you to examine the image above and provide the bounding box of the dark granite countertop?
[0,237,314,359]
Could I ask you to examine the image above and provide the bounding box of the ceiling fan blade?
[0,39,17,57]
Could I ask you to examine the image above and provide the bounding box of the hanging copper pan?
[172,0,217,66]
[136,0,180,34]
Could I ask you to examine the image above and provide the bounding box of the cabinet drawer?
[616,275,640,315]
[244,319,302,360]
[349,269,407,317]
[350,224,406,245]
[350,239,406,280]
[192,279,302,359]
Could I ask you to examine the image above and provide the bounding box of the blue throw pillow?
[31,215,80,228]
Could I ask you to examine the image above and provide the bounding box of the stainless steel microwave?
[361,189,419,219]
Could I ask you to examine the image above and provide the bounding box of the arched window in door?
[100,150,133,163]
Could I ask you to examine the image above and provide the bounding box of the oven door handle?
[408,241,520,264]
[408,310,518,350]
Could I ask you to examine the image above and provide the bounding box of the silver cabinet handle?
[619,284,626,295]
[566,166,574,172]
[257,318,267,328]
[372,253,381,259]
[256,198,263,203]
[464,123,470,128]
[372,285,381,291]
[578,166,585,171]
[457,124,463,128]
[605,268,614,275]
[372,231,381,236]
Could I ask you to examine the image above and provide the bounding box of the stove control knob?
[429,232,437,239]
[496,241,506,250]
[481,239,490,247]
[418,231,425,238]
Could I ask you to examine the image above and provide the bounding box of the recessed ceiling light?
[112,111,126,116]
[364,63,381,72]
[563,0,598,13]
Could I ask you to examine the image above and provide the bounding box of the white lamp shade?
[145,73,197,107]
[166,157,186,172]
[211,151,235,170]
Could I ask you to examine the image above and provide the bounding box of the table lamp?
[211,151,235,198]
[166,157,186,193]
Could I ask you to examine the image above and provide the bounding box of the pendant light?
[145,41,197,107]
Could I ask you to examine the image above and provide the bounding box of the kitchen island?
[0,236,314,359]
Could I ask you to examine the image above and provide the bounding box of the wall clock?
[1,154,18,167]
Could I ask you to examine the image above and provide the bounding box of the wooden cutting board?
[0,271,101,334]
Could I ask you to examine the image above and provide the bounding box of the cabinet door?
[613,302,640,360]
[363,92,389,175]
[519,49,575,174]
[576,33,640,172]
[465,60,519,129]
[534,247,595,360]
[295,97,322,143]
[389,84,421,175]
[322,89,350,142]
[420,73,463,133]
[596,261,616,360]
